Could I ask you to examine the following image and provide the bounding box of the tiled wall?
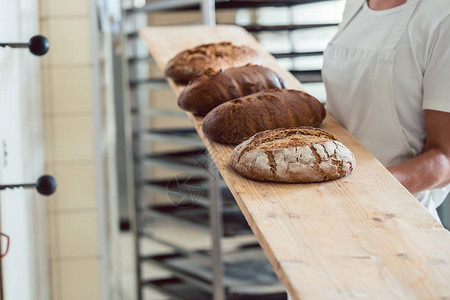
[40,0,101,299]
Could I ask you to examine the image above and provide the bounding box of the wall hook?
[0,175,57,196]
[0,35,50,56]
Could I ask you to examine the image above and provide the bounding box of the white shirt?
[333,0,450,159]
[322,0,450,220]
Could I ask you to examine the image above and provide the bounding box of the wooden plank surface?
[139,25,450,299]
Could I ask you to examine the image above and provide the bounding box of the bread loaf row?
[165,42,355,183]
[167,42,326,145]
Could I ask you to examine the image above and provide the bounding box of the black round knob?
[28,35,49,56]
[36,175,57,196]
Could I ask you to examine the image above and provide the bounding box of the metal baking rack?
[116,1,337,299]
[141,247,286,299]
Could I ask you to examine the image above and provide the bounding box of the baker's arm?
[388,110,450,194]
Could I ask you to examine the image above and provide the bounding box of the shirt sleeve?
[422,14,450,113]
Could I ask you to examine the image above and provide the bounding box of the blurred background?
[0,0,448,299]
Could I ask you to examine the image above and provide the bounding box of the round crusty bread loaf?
[230,127,355,183]
[178,65,286,116]
[202,89,326,145]
[165,42,263,85]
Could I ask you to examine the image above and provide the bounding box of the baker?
[322,0,450,221]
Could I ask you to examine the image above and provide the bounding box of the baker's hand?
[388,109,450,194]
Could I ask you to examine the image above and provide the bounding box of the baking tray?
[137,128,203,146]
[127,0,335,14]
[143,277,211,300]
[142,204,252,237]
[140,176,237,209]
[140,148,211,174]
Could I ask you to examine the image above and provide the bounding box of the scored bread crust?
[229,127,356,183]
[202,89,326,145]
[178,65,287,116]
[165,42,263,85]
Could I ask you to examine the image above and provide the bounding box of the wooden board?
[139,25,450,299]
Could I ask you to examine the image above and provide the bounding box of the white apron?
[322,0,448,221]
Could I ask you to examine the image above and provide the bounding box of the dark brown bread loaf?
[178,65,287,116]
[165,42,263,84]
[202,89,326,144]
[229,127,355,183]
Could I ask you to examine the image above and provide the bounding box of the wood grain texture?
[139,25,450,300]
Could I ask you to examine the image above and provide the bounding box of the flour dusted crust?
[165,42,263,84]
[230,127,355,183]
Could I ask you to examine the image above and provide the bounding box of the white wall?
[0,0,49,299]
